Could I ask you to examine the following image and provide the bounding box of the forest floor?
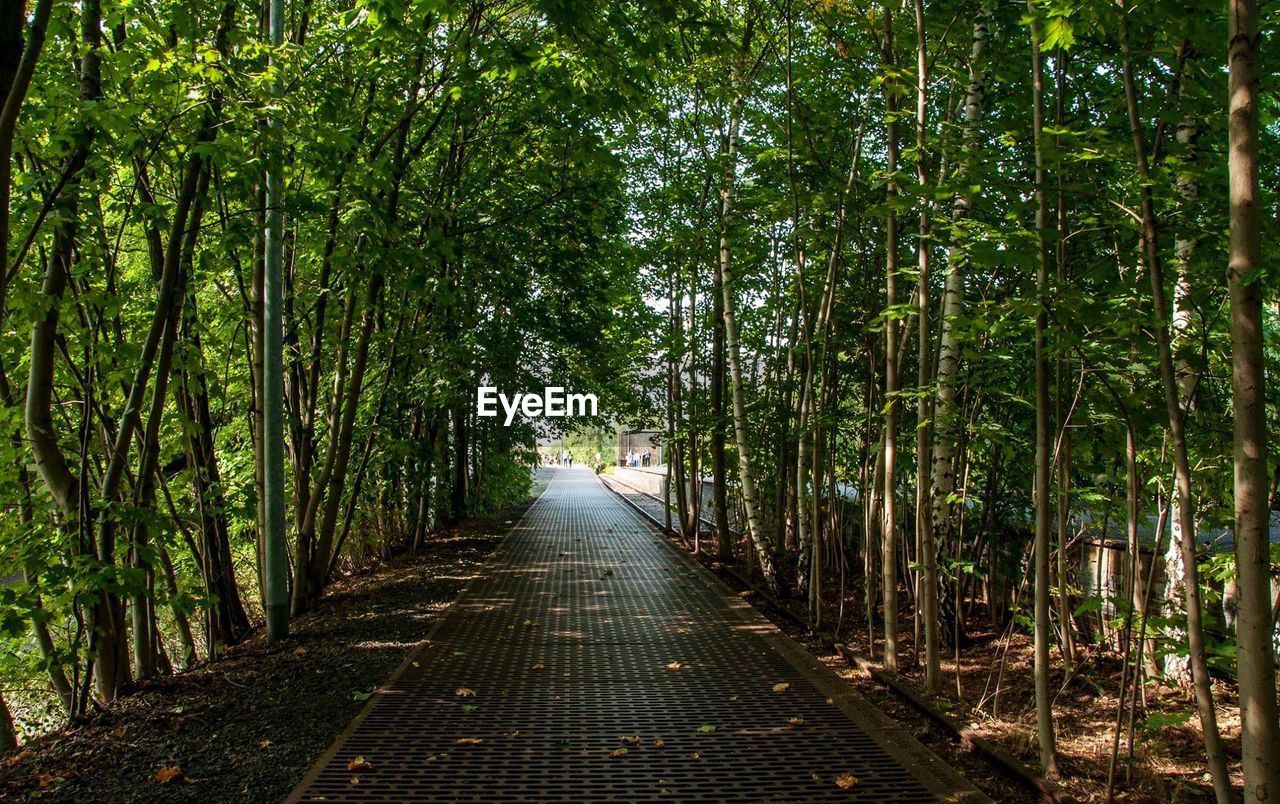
[0,502,529,802]
[821,603,1239,803]
[741,568,1240,803]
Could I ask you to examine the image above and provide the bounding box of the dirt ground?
[0,505,522,803]
[728,566,1241,803]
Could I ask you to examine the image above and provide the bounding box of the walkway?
[288,467,985,802]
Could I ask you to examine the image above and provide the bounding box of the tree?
[1226,0,1280,796]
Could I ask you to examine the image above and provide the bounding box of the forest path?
[288,466,985,802]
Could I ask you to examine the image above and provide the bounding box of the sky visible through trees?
[1,0,1279,800]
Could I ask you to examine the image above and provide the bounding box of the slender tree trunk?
[711,231,732,558]
[1053,52,1077,669]
[1116,7,1230,798]
[1227,0,1280,796]
[718,79,780,594]
[1028,2,1060,778]
[880,3,901,673]
[912,0,940,694]
[0,0,54,327]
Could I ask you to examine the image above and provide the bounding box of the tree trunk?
[710,231,732,558]
[912,0,940,694]
[1028,2,1060,778]
[718,82,779,594]
[879,3,902,673]
[1227,0,1280,796]
[931,8,990,659]
[1117,7,1230,798]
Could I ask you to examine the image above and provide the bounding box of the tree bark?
[718,82,780,594]
[1227,0,1280,796]
[1028,1,1060,778]
[1117,6,1230,798]
[912,0,940,694]
[880,3,902,674]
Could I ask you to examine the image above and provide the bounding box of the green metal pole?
[263,0,289,640]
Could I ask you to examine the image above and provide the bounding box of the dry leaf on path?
[834,773,859,789]
[620,735,641,746]
[665,661,682,670]
[153,766,182,784]
[456,737,484,745]
[788,717,805,727]
[346,756,373,772]
[772,682,790,693]
[455,688,477,697]
[611,748,629,758]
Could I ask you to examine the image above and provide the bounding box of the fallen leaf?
[652,738,665,748]
[455,687,477,697]
[503,730,520,737]
[834,773,859,790]
[426,755,438,762]
[1,750,31,769]
[788,717,805,727]
[110,726,125,739]
[665,661,683,670]
[37,773,64,788]
[456,738,483,745]
[531,663,545,670]
[412,661,421,668]
[688,752,701,760]
[350,775,360,785]
[153,766,182,784]
[772,682,791,693]
[346,756,373,772]
[352,690,374,701]
[620,735,641,746]
[461,704,477,713]
[728,695,739,702]
[292,646,308,656]
[259,739,272,749]
[523,620,541,627]
[696,724,717,734]
[611,748,629,758]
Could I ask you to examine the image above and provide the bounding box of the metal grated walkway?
[288,467,986,803]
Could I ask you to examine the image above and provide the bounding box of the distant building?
[618,429,662,467]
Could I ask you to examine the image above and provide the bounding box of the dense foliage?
[2,0,1278,798]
